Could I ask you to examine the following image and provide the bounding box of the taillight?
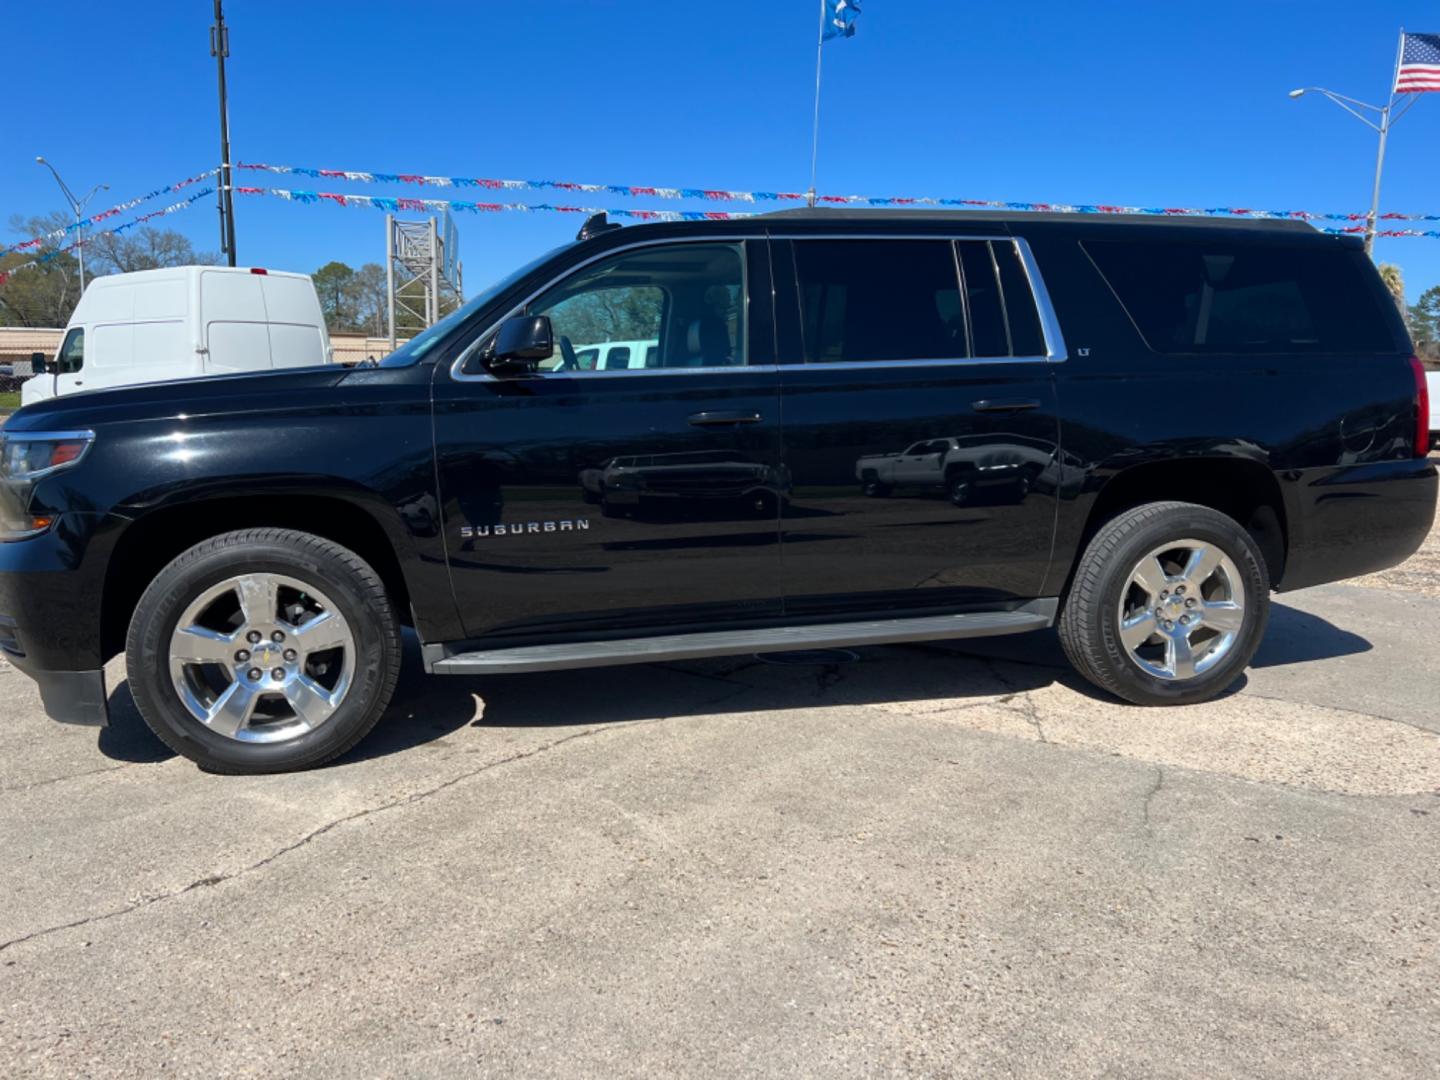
[1411,356,1431,459]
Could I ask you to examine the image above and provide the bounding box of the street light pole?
[34,156,108,292]
[1290,34,1417,256]
[1365,100,1393,256]
[210,0,237,266]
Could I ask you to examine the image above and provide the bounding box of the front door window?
[527,244,747,372]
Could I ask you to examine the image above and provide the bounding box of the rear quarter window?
[1083,240,1397,355]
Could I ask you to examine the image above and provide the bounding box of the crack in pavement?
[1141,765,1166,838]
[994,694,1050,744]
[0,719,665,956]
[1236,688,1440,739]
[813,663,847,698]
[654,660,763,689]
[0,763,142,796]
[980,658,1050,744]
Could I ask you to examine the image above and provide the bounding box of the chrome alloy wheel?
[168,573,356,743]
[1116,539,1246,681]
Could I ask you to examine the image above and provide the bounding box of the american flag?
[1395,32,1440,93]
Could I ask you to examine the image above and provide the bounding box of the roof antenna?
[577,212,622,242]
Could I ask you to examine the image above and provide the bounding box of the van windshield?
[379,243,572,367]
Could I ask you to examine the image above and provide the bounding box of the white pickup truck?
[856,435,1055,506]
[1428,368,1440,451]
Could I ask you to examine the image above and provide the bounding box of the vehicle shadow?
[99,677,176,764]
[1248,601,1372,668]
[340,627,1091,767]
[96,599,1373,768]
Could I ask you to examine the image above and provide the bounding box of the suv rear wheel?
[126,529,401,773]
[1058,501,1270,706]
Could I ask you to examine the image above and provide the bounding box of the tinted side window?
[794,240,965,363]
[1084,240,1396,354]
[994,242,1046,356]
[957,242,1009,357]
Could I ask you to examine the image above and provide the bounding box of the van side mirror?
[30,351,48,375]
[484,316,553,376]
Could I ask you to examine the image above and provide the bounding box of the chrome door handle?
[688,411,763,427]
[972,398,1040,413]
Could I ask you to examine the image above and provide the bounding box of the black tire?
[862,480,891,498]
[1058,501,1270,706]
[947,475,971,506]
[126,529,401,774]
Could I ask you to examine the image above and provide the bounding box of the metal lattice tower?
[384,215,464,348]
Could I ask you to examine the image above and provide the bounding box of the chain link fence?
[0,358,38,400]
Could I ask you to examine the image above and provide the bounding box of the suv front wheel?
[126,529,401,773]
[1058,501,1271,706]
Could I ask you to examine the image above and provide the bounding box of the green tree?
[1378,263,1407,323]
[349,263,388,337]
[1,214,219,328]
[0,213,84,327]
[312,261,358,332]
[87,227,217,275]
[1410,285,1440,357]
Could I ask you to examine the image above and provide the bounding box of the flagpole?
[808,0,826,208]
[1365,28,1407,255]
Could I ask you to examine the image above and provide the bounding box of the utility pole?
[210,0,237,265]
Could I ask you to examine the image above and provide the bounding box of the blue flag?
[822,0,861,41]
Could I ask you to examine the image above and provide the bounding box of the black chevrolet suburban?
[1,210,1434,773]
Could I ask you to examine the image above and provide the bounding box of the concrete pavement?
[0,570,1436,1075]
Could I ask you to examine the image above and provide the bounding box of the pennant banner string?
[236,161,1440,225]
[233,186,748,222]
[231,186,1440,239]
[1,169,219,259]
[0,188,215,288]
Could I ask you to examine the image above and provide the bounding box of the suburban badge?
[460,519,592,539]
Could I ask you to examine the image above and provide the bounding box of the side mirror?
[484,316,553,375]
[30,351,48,375]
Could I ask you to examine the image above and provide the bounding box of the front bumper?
[3,653,108,725]
[0,512,117,726]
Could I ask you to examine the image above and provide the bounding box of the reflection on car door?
[895,440,944,487]
[773,233,1063,618]
[432,238,787,642]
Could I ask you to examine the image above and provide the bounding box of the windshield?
[379,243,572,367]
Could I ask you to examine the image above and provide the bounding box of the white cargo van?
[23,266,333,406]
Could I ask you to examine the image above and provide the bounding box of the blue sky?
[4,0,1439,302]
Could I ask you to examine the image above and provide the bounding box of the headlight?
[0,430,95,481]
[0,430,94,541]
